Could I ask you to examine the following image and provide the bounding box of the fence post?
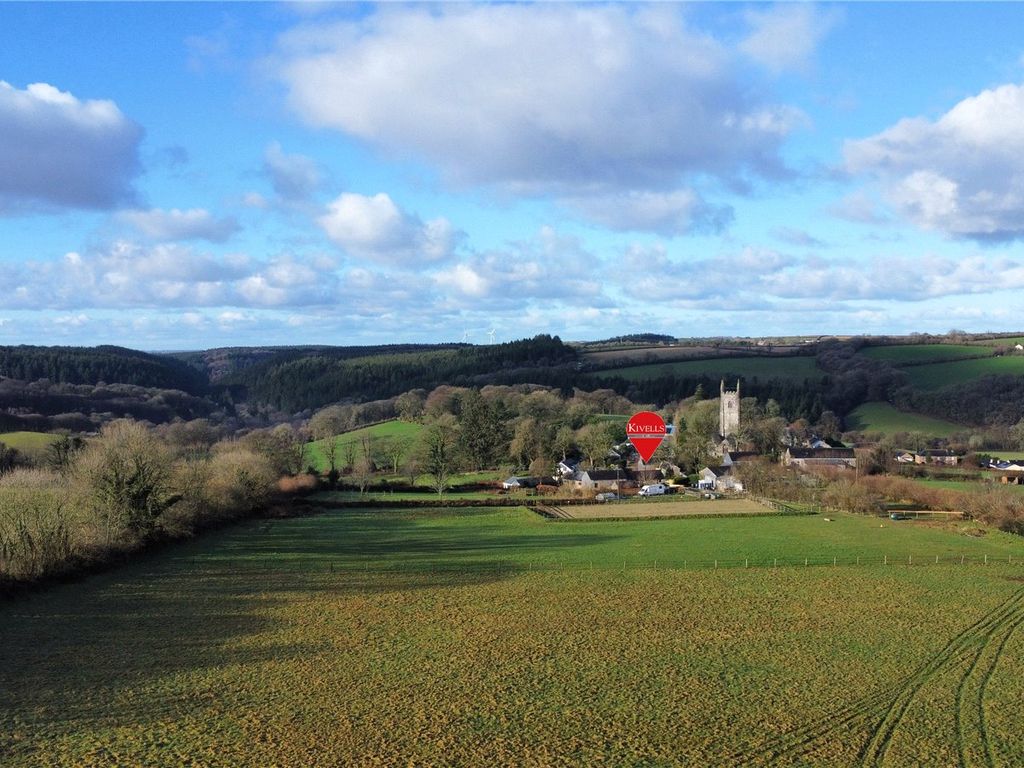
[909,555,912,566]
[745,558,748,569]
[961,555,965,565]
[856,556,860,566]
[985,554,988,566]
[833,556,836,567]
[804,558,808,567]
[884,555,887,566]
[773,558,777,569]
[935,556,938,565]
[715,559,718,570]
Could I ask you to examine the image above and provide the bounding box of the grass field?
[306,419,423,472]
[897,355,1024,391]
[845,402,963,436]
[976,336,1024,347]
[0,431,61,457]
[861,344,988,365]
[3,505,1024,765]
[597,355,822,383]
[560,498,771,519]
[907,476,1024,496]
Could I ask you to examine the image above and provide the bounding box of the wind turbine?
[487,328,496,344]
[461,329,470,343]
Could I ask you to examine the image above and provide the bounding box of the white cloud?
[318,192,460,265]
[565,189,733,236]
[119,208,240,242]
[739,5,840,74]
[0,81,142,211]
[0,241,337,310]
[263,142,321,201]
[275,5,800,199]
[845,82,1024,240]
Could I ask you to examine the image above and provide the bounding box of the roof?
[701,465,731,476]
[579,469,622,481]
[725,451,760,462]
[787,447,855,459]
[922,449,961,457]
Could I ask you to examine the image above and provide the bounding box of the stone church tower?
[719,379,740,438]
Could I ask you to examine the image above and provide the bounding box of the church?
[714,379,740,456]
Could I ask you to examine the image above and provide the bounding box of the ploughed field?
[3,504,1024,766]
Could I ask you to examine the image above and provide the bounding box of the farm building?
[783,447,857,469]
[573,469,623,492]
[698,465,744,492]
[501,476,543,490]
[722,450,761,466]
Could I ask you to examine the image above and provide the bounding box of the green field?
[0,431,61,456]
[845,401,963,436]
[977,336,1024,347]
[306,419,423,472]
[599,355,822,383]
[861,344,988,365]
[902,355,1024,390]
[4,504,1024,765]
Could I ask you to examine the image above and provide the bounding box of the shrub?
[0,469,73,579]
[74,420,174,541]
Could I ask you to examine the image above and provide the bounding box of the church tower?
[719,379,740,438]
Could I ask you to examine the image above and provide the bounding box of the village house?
[894,451,916,464]
[915,449,962,466]
[698,465,744,493]
[782,447,857,469]
[573,469,623,492]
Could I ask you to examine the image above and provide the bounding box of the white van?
[638,483,667,497]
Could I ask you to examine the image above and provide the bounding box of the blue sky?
[3,2,1024,349]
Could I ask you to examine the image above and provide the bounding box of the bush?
[74,420,174,541]
[206,446,277,515]
[0,469,73,579]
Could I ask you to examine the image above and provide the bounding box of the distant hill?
[222,335,577,411]
[0,345,208,394]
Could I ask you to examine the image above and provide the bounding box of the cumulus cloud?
[845,83,1024,240]
[274,5,800,200]
[119,208,241,242]
[263,142,321,201]
[0,241,337,309]
[565,189,733,236]
[432,227,605,307]
[318,192,460,265]
[739,5,840,74]
[0,81,142,211]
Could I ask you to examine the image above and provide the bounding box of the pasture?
[3,504,1024,766]
[901,355,1024,391]
[860,344,988,365]
[0,431,61,458]
[596,355,822,383]
[845,401,963,437]
[305,419,423,472]
[555,497,774,519]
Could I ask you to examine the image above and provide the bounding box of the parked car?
[595,492,619,502]
[638,483,667,497]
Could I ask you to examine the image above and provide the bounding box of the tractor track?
[726,587,1024,767]
[859,588,1024,768]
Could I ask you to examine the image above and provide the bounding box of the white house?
[573,469,623,492]
[698,465,744,492]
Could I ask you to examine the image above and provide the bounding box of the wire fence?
[195,552,1024,577]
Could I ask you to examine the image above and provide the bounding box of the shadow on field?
[0,505,620,744]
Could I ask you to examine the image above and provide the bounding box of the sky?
[4,2,1024,349]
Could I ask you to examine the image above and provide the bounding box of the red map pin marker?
[626,411,666,463]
